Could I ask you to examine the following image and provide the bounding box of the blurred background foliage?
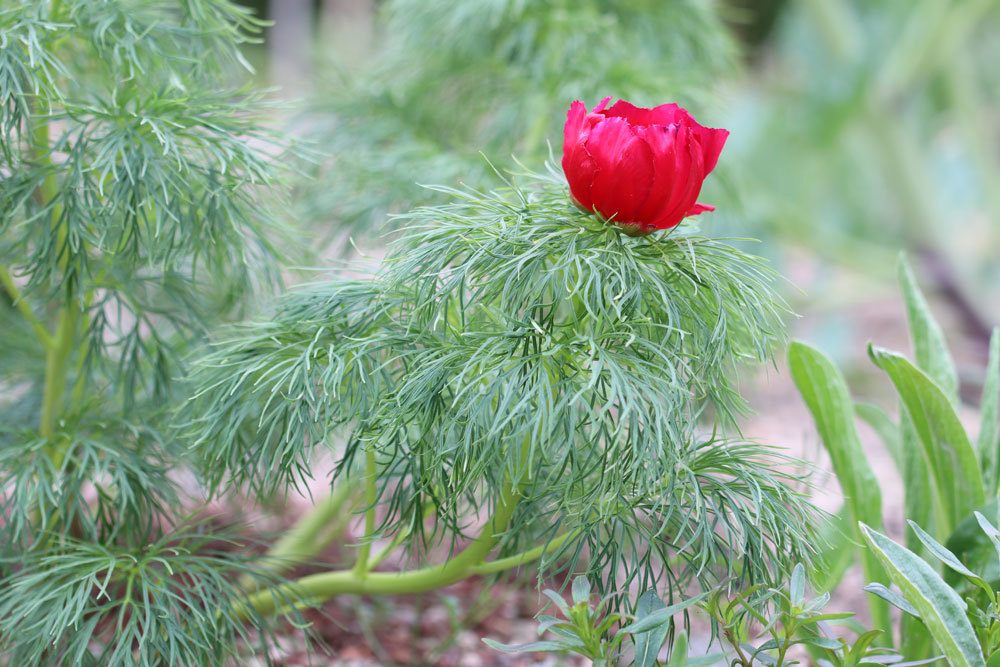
[240,0,998,375]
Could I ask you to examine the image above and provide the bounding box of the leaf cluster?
[183,171,818,603]
[789,253,1000,660]
[0,1,301,664]
[0,529,307,667]
[485,565,904,667]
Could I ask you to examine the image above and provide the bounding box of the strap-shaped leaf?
[620,593,707,635]
[980,328,1000,494]
[907,520,993,599]
[869,345,985,534]
[899,413,936,553]
[788,341,889,630]
[481,638,583,654]
[632,590,669,667]
[864,583,920,618]
[666,630,688,667]
[898,253,959,402]
[855,402,902,471]
[860,523,984,667]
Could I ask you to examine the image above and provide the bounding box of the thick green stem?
[31,79,75,443]
[40,303,78,442]
[469,529,577,575]
[259,481,358,575]
[242,483,522,617]
[352,447,378,577]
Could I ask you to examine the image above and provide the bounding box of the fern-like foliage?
[0,1,302,663]
[184,169,818,602]
[297,0,740,240]
[0,529,304,667]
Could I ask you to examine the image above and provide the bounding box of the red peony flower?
[561,97,729,233]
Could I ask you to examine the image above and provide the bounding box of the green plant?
[486,565,906,666]
[0,1,303,663]
[860,513,1000,667]
[183,169,819,619]
[789,253,1000,658]
[483,575,710,667]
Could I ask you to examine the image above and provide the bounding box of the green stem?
[40,302,79,441]
[242,484,521,617]
[30,96,79,454]
[469,529,577,575]
[352,446,378,577]
[259,481,358,575]
[0,266,54,348]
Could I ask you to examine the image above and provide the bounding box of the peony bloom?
[561,97,729,233]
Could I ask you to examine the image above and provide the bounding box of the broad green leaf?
[814,508,858,594]
[869,345,985,534]
[860,523,984,667]
[482,638,582,654]
[790,563,806,607]
[980,328,1000,494]
[666,629,688,667]
[633,590,669,667]
[864,583,920,618]
[571,575,591,605]
[898,253,959,402]
[945,499,1000,581]
[899,412,936,553]
[907,520,993,599]
[855,402,901,471]
[620,593,707,635]
[788,341,889,633]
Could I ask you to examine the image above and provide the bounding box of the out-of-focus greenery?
[730,0,999,312]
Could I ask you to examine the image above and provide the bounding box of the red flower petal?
[686,202,715,216]
[633,123,681,225]
[650,131,708,229]
[584,117,655,223]
[697,127,729,175]
[601,100,692,127]
[562,100,600,209]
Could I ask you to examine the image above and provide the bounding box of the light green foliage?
[861,520,994,667]
[705,564,902,667]
[898,254,959,402]
[980,330,1000,494]
[487,565,904,666]
[298,0,738,239]
[483,575,709,666]
[789,254,998,656]
[0,0,301,663]
[738,0,1000,287]
[0,529,303,667]
[787,341,890,634]
[184,171,818,605]
[869,345,985,535]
